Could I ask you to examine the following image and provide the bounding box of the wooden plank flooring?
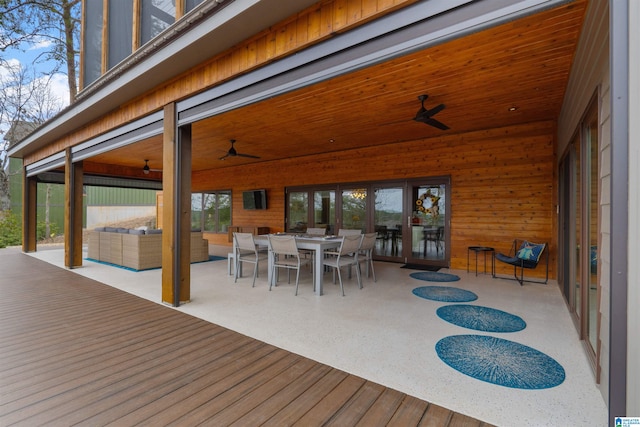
[0,249,494,426]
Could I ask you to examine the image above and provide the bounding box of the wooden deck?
[0,249,493,426]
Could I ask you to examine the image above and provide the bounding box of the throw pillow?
[516,241,545,262]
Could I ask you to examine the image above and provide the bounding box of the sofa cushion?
[128,229,145,235]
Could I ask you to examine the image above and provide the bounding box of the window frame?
[191,190,232,233]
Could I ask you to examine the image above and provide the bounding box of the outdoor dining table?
[254,234,342,296]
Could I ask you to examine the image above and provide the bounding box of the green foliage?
[0,210,60,248]
[0,211,21,248]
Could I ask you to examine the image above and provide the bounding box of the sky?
[0,37,71,140]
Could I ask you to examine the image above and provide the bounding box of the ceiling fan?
[413,94,449,130]
[142,159,161,174]
[219,139,260,160]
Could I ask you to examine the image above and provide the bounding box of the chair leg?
[513,265,524,286]
[234,257,241,283]
[294,267,301,295]
[269,265,275,291]
[336,267,345,296]
[355,262,362,289]
[251,262,258,287]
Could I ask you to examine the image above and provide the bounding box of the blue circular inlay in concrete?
[436,304,526,333]
[436,335,565,389]
[410,272,460,282]
[412,286,478,303]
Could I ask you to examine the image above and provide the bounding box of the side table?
[467,246,495,276]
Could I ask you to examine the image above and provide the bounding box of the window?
[191,191,231,233]
[185,0,205,13]
[141,0,176,45]
[83,0,103,86]
[108,1,133,68]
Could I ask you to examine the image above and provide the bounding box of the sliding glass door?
[286,176,450,267]
[373,186,404,261]
[558,96,600,378]
[405,179,449,267]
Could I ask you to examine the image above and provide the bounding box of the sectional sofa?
[88,228,209,270]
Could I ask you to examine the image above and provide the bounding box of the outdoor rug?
[85,255,225,272]
[435,335,566,389]
[436,304,526,333]
[401,263,440,272]
[411,286,478,302]
[409,271,460,282]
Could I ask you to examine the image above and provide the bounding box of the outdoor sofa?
[88,227,209,270]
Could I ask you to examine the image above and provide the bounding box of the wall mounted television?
[242,189,267,210]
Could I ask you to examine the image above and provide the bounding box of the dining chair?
[338,229,362,236]
[358,232,377,282]
[233,232,268,287]
[324,234,363,296]
[305,227,327,236]
[301,227,326,262]
[267,234,313,295]
[423,226,443,255]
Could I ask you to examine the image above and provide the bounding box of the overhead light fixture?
[143,159,150,174]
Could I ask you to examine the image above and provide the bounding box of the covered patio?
[8,0,629,421]
[19,244,607,426]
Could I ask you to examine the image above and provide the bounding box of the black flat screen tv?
[242,189,267,210]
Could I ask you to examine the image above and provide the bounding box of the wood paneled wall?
[26,0,418,166]
[194,120,557,280]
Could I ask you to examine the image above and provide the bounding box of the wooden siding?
[0,249,493,426]
[194,121,557,280]
[25,0,418,166]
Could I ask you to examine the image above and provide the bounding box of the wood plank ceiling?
[89,1,587,176]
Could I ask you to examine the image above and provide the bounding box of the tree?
[0,0,81,103]
[1,58,63,211]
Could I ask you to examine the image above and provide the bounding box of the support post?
[161,103,192,306]
[22,174,37,253]
[64,149,84,268]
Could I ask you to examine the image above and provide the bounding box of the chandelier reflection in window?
[351,188,367,200]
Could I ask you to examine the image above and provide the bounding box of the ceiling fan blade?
[425,103,445,117]
[220,139,259,160]
[420,117,450,130]
[236,153,260,159]
[415,103,445,120]
[414,107,427,120]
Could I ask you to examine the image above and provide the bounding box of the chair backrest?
[339,234,363,255]
[338,229,362,236]
[515,239,546,264]
[306,227,326,235]
[234,232,256,252]
[268,234,299,257]
[360,232,377,251]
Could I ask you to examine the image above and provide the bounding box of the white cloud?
[0,58,21,78]
[27,37,54,51]
[45,73,71,107]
